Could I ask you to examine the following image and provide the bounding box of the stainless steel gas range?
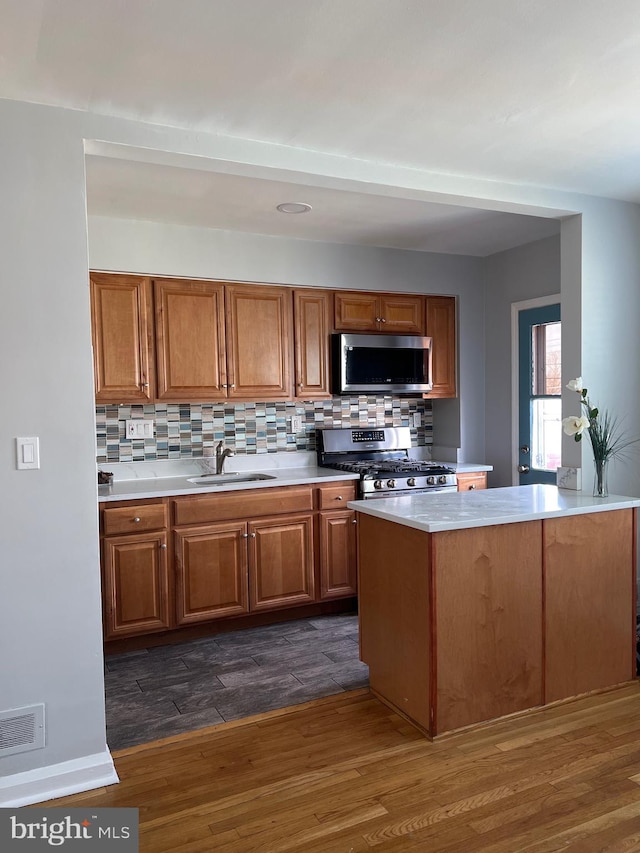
[317,426,457,499]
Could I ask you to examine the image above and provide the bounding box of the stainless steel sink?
[186,473,276,486]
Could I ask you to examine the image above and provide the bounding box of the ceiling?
[5,0,640,255]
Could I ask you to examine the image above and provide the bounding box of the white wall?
[483,236,561,486]
[1,94,639,804]
[88,216,488,463]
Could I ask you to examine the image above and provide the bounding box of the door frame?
[510,294,561,486]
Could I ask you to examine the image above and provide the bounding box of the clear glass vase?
[593,458,608,498]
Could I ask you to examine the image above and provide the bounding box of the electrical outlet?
[412,412,422,427]
[126,419,154,439]
[291,415,303,432]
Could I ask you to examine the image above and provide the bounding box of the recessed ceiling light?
[276,202,312,214]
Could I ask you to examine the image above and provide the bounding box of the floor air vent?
[0,704,45,756]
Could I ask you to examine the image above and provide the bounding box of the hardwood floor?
[45,682,640,851]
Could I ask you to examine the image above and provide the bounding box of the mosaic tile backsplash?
[96,397,433,464]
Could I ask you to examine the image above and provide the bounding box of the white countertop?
[347,484,640,533]
[98,455,359,502]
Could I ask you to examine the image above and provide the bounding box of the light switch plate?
[412,412,422,427]
[126,419,154,439]
[291,415,303,432]
[16,437,40,470]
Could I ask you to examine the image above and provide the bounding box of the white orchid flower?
[566,377,584,393]
[562,414,589,437]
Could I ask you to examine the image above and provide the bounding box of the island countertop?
[348,484,640,533]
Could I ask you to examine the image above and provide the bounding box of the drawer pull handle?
[133,517,141,523]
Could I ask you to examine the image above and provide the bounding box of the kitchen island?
[349,485,640,737]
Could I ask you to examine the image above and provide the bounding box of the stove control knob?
[438,475,448,485]
[427,475,436,485]
[407,477,416,487]
[387,479,396,489]
[373,480,384,490]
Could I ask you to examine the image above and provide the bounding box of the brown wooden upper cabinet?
[425,295,457,398]
[225,283,293,400]
[293,289,332,399]
[155,279,227,401]
[90,273,155,403]
[333,291,425,334]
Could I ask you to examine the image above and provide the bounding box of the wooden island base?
[356,508,637,738]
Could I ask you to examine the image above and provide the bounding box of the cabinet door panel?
[319,510,357,599]
[91,273,154,402]
[174,523,249,624]
[544,511,635,703]
[294,289,331,398]
[333,292,379,331]
[379,295,425,334]
[425,296,456,398]
[225,284,293,399]
[249,514,315,610]
[154,279,227,401]
[102,532,170,639]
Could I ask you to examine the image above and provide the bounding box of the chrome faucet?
[215,440,235,475]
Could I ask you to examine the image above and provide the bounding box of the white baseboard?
[0,750,119,807]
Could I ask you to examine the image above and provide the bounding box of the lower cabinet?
[100,481,358,642]
[174,522,249,624]
[249,514,315,611]
[318,510,358,599]
[102,531,170,639]
[456,472,488,491]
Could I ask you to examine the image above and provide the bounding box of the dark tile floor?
[104,613,369,750]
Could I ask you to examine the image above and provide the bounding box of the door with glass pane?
[518,304,561,485]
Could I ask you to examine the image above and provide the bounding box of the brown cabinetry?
[293,289,331,399]
[333,292,425,334]
[90,273,155,402]
[456,472,487,491]
[174,522,249,624]
[425,296,456,398]
[154,279,227,401]
[225,283,293,400]
[100,500,170,640]
[317,481,358,600]
[249,514,315,610]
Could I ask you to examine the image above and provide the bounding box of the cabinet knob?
[335,495,343,500]
[142,382,149,388]
[221,383,227,388]
[469,484,476,490]
[380,317,386,323]
[230,384,236,390]
[133,517,141,523]
[241,533,249,538]
[352,519,357,524]
[159,543,167,549]
[250,532,256,538]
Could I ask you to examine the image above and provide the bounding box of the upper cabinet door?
[225,284,293,399]
[378,295,425,334]
[334,291,425,333]
[90,273,155,403]
[293,289,331,399]
[154,279,227,401]
[333,292,379,331]
[425,295,457,398]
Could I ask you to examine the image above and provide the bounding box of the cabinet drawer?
[102,502,168,535]
[173,486,314,526]
[317,482,357,509]
[457,472,487,492]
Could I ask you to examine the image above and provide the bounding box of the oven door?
[362,485,457,500]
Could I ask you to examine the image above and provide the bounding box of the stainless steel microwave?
[331,333,433,395]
